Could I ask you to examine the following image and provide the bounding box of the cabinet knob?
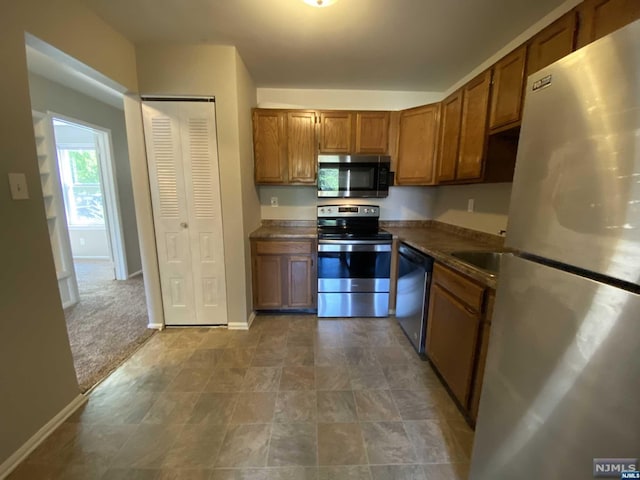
[180,222,188,229]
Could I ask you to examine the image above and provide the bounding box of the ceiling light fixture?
[303,0,337,7]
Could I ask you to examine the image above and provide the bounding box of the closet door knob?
[180,222,188,228]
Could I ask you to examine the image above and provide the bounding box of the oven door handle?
[318,242,392,252]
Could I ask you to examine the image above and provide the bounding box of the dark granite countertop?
[383,221,506,289]
[249,220,317,239]
[250,220,506,289]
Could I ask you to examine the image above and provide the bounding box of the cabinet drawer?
[255,240,313,255]
[433,263,484,311]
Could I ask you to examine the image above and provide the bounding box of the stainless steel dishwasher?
[395,243,434,355]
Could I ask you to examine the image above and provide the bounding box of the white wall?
[28,73,142,274]
[135,44,257,327]
[0,0,138,468]
[258,88,443,110]
[434,183,512,235]
[69,228,110,258]
[235,52,260,319]
[260,185,437,221]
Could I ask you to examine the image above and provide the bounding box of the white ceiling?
[81,0,568,91]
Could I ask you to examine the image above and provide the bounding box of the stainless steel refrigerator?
[470,20,640,480]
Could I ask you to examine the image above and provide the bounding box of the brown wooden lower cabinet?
[469,291,495,422]
[427,282,481,408]
[426,262,494,424]
[251,239,317,310]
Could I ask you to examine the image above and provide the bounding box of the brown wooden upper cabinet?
[437,90,463,183]
[253,108,317,184]
[577,0,640,48]
[319,111,352,153]
[396,103,441,185]
[253,109,287,183]
[458,70,492,181]
[355,111,390,154]
[527,10,578,76]
[489,45,527,132]
[318,110,390,154]
[287,111,317,184]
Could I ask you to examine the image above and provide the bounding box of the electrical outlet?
[270,196,279,207]
[467,198,475,212]
[8,173,29,200]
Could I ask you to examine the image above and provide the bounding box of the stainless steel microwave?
[317,155,391,198]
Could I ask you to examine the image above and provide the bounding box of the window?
[57,148,105,227]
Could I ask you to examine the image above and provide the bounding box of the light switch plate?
[9,173,29,200]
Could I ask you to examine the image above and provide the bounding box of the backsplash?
[258,185,437,221]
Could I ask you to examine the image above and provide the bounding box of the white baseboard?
[0,394,87,480]
[147,322,164,330]
[227,323,249,330]
[227,311,256,330]
[127,269,143,279]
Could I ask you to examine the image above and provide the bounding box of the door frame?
[49,111,129,280]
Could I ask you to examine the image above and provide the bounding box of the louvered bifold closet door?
[142,102,196,325]
[177,103,227,325]
[142,100,228,326]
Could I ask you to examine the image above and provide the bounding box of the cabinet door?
[527,11,577,76]
[319,111,353,153]
[355,111,390,154]
[489,45,527,131]
[469,291,495,422]
[288,255,315,308]
[426,283,481,406]
[577,0,640,48]
[253,254,283,309]
[436,90,463,183]
[287,111,317,183]
[396,103,440,185]
[457,71,491,181]
[253,109,287,183]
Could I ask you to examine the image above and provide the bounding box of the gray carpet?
[64,260,155,392]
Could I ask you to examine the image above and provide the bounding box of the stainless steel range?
[316,205,392,318]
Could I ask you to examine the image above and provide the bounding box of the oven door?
[317,159,389,198]
[317,240,392,293]
[317,240,392,317]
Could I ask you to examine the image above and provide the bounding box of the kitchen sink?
[449,251,511,275]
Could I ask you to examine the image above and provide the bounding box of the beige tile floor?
[8,315,473,480]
